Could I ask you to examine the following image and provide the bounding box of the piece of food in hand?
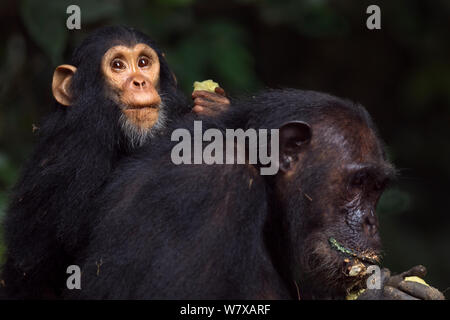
[404,276,429,286]
[193,79,219,93]
[399,276,445,300]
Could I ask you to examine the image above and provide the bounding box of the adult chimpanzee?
[1,26,228,299]
[67,89,444,300]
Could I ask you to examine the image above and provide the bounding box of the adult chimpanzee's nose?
[362,213,378,237]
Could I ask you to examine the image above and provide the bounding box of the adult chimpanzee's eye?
[111,59,125,70]
[138,56,150,68]
[351,171,367,188]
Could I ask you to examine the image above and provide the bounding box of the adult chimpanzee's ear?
[279,121,312,173]
[52,64,77,106]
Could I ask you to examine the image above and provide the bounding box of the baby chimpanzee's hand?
[192,87,230,116]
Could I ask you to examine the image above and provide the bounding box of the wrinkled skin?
[273,105,389,299]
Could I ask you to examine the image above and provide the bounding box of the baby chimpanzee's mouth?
[328,237,380,265]
[126,104,160,110]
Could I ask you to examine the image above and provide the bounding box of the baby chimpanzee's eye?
[138,56,150,68]
[111,59,126,70]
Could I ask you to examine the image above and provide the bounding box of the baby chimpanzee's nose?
[132,78,146,89]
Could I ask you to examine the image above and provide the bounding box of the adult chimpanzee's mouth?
[327,237,382,298]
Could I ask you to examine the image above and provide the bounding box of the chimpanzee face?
[51,42,168,148]
[275,107,395,298]
[101,43,162,131]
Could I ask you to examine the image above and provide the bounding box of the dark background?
[0,0,449,295]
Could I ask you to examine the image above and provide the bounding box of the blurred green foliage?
[0,0,449,293]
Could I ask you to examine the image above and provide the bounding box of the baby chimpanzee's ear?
[52,64,77,106]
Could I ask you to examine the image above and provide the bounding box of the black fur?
[66,89,391,299]
[1,26,188,298]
